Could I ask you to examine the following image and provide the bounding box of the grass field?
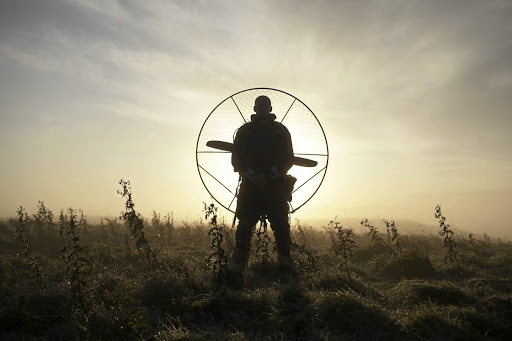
[1,197,511,340]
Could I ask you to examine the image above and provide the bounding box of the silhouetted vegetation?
[1,185,511,339]
[204,202,228,289]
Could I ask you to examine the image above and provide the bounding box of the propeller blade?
[206,140,233,152]
[206,140,318,167]
[293,157,318,167]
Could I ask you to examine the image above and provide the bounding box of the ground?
[0,204,511,340]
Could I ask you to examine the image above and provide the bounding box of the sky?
[1,0,511,237]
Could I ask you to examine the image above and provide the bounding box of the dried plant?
[33,200,55,233]
[204,202,227,287]
[118,179,161,270]
[361,218,382,244]
[10,206,46,288]
[291,219,319,271]
[383,219,401,255]
[59,208,92,318]
[163,212,174,243]
[329,218,356,278]
[100,217,122,245]
[435,204,458,264]
[255,216,273,262]
[151,210,164,237]
[468,233,475,247]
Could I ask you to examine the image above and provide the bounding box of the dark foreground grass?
[0,207,511,340]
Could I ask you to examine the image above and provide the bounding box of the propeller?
[206,140,318,167]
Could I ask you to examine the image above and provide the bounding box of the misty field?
[1,193,511,340]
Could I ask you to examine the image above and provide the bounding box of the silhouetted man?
[231,95,294,272]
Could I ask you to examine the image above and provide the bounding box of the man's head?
[254,96,272,115]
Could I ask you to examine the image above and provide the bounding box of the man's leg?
[268,181,292,267]
[233,182,260,269]
[233,219,258,269]
[268,215,292,266]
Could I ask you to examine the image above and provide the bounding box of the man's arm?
[278,125,294,174]
[231,126,248,173]
[232,125,267,184]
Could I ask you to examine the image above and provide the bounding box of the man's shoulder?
[234,122,253,140]
[237,122,253,132]
[272,121,290,134]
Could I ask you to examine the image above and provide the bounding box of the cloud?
[262,1,512,160]
[1,0,511,159]
[0,0,261,128]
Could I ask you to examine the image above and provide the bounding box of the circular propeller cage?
[196,88,328,214]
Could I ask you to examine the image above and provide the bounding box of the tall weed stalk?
[361,218,383,245]
[204,202,227,287]
[435,204,458,264]
[329,219,356,278]
[118,179,161,270]
[292,219,319,271]
[33,200,55,233]
[383,219,401,255]
[59,208,93,319]
[255,216,273,262]
[10,206,46,288]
